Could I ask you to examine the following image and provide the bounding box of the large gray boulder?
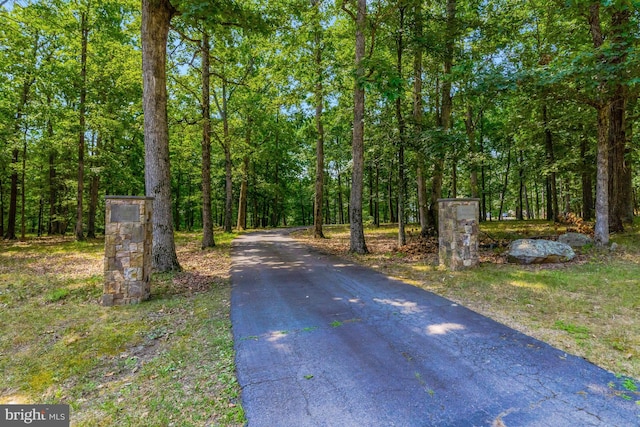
[507,239,575,264]
[558,232,593,248]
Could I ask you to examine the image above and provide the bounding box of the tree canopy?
[1,0,638,251]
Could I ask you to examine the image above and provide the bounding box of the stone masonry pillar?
[438,198,480,271]
[103,196,153,305]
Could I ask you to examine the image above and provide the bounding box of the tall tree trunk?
[237,116,251,231]
[581,131,594,221]
[348,0,368,254]
[37,195,44,236]
[525,183,532,219]
[395,7,406,246]
[517,149,524,220]
[387,159,396,223]
[498,147,511,220]
[251,164,258,228]
[374,162,380,226]
[142,0,181,271]
[222,85,233,233]
[201,31,215,247]
[451,150,457,197]
[20,127,27,240]
[607,8,632,231]
[595,105,610,245]
[368,164,373,218]
[48,115,60,235]
[313,5,325,238]
[466,104,479,198]
[337,165,344,224]
[75,11,88,241]
[0,176,4,237]
[428,0,455,231]
[479,111,487,220]
[6,147,19,240]
[588,3,609,246]
[174,171,181,231]
[413,0,428,236]
[87,133,101,238]
[542,103,558,221]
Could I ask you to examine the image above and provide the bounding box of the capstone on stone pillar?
[438,198,480,271]
[103,196,153,305]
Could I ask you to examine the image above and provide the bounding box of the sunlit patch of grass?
[507,280,547,290]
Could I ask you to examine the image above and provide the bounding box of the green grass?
[0,231,244,426]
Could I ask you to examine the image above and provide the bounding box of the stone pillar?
[438,198,480,271]
[103,196,153,305]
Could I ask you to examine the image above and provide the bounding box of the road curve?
[231,230,639,427]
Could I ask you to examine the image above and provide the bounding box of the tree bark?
[594,105,610,245]
[466,104,479,198]
[588,3,609,246]
[237,116,251,231]
[395,7,406,246]
[542,103,558,221]
[580,133,594,221]
[347,0,368,254]
[374,162,380,226]
[337,165,344,224]
[413,0,428,236]
[517,149,524,220]
[142,0,181,271]
[87,133,101,238]
[607,8,632,230]
[201,31,215,247]
[75,11,88,241]
[387,159,396,223]
[20,126,27,240]
[498,147,511,220]
[5,147,19,240]
[479,111,487,220]
[313,6,325,238]
[608,86,626,232]
[428,0,455,231]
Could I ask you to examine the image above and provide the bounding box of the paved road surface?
[231,230,639,426]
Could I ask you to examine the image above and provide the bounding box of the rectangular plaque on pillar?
[103,196,153,305]
[438,198,480,271]
[110,204,140,223]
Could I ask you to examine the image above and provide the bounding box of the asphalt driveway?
[231,230,639,426]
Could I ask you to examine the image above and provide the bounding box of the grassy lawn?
[294,220,640,392]
[0,232,244,426]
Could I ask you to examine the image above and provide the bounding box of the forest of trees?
[1,0,639,258]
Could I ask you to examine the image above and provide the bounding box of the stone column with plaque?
[438,198,480,271]
[103,196,153,306]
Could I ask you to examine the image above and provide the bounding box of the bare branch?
[171,26,201,45]
[212,85,223,117]
[169,74,202,109]
[341,0,356,21]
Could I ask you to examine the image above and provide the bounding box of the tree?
[312,0,325,239]
[343,0,368,254]
[200,30,215,247]
[142,0,181,271]
[75,8,88,241]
